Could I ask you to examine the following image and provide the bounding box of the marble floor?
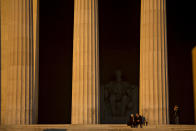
[1,124,196,131]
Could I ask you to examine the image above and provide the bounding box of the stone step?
[1,124,196,131]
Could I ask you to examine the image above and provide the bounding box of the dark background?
[39,0,196,124]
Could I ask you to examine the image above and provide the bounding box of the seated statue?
[102,70,138,123]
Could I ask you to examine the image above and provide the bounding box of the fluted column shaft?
[1,0,39,124]
[193,46,196,124]
[140,0,169,124]
[72,0,99,124]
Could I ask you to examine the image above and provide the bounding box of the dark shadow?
[167,0,196,124]
[99,0,141,124]
[38,0,74,124]
[167,41,194,124]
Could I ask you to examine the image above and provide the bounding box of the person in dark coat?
[173,105,180,124]
[127,114,135,127]
[134,113,142,128]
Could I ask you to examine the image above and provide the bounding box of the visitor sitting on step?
[134,113,143,128]
[127,114,135,127]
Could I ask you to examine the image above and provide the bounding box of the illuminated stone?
[192,46,196,124]
[1,0,39,125]
[139,0,169,124]
[72,0,100,124]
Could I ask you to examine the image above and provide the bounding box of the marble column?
[192,46,196,124]
[1,0,39,124]
[140,0,169,124]
[72,0,100,124]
